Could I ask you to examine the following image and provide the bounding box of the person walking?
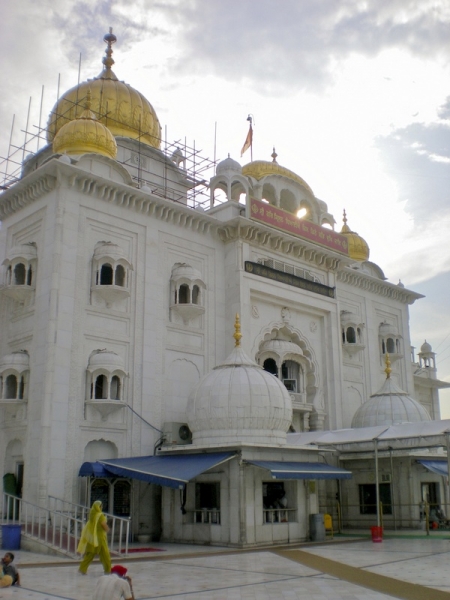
[78,500,111,574]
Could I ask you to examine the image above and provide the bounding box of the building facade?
[1,31,448,545]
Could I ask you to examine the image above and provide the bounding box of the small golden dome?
[47,29,161,149]
[340,210,370,261]
[242,149,314,195]
[52,91,117,159]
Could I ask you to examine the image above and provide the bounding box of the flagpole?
[248,115,253,162]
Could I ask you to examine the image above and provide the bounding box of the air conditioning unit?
[163,422,193,445]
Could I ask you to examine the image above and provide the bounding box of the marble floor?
[2,536,450,599]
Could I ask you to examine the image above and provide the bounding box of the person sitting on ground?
[93,564,134,600]
[0,552,20,587]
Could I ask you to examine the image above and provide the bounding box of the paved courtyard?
[1,536,450,599]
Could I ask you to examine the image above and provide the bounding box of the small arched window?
[192,285,200,305]
[346,327,356,344]
[281,360,302,393]
[14,263,26,285]
[27,266,33,286]
[100,264,113,285]
[5,374,18,399]
[178,284,190,304]
[18,377,25,400]
[110,376,121,400]
[263,358,278,376]
[386,338,395,353]
[94,375,108,399]
[115,265,125,287]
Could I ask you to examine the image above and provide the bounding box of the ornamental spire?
[233,313,242,348]
[102,27,116,70]
[384,353,392,379]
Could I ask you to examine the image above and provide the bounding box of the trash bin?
[370,525,383,543]
[1,523,21,550]
[310,513,326,542]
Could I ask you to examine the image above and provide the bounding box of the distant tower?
[418,340,436,371]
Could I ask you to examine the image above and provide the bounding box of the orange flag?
[240,124,253,157]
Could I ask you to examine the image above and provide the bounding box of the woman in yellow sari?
[77,500,111,574]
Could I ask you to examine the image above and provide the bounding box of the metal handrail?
[1,493,130,557]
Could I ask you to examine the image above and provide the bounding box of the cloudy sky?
[1,0,450,411]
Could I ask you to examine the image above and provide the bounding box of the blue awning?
[79,462,112,478]
[90,452,236,489]
[245,460,352,480]
[417,460,448,477]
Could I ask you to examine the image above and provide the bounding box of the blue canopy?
[82,452,236,489]
[245,460,352,480]
[417,460,448,477]
[79,461,112,478]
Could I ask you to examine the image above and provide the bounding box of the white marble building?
[1,30,448,546]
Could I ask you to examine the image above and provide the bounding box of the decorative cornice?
[0,174,57,218]
[218,219,347,271]
[337,268,423,304]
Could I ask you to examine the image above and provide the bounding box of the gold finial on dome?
[339,209,370,262]
[271,147,278,163]
[102,27,117,71]
[233,313,242,348]
[384,353,392,379]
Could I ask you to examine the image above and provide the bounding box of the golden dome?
[52,91,117,159]
[340,210,370,262]
[242,148,314,195]
[47,29,161,149]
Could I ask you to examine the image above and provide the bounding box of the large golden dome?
[340,210,370,262]
[242,149,314,195]
[52,92,117,159]
[47,29,161,149]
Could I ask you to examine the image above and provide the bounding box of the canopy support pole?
[374,440,380,527]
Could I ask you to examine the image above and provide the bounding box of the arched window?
[14,263,26,285]
[5,375,18,399]
[192,285,200,305]
[27,266,33,286]
[346,327,356,344]
[94,375,108,399]
[386,338,395,353]
[110,376,121,400]
[115,265,125,287]
[281,360,302,393]
[6,266,12,285]
[18,377,25,400]
[263,358,278,376]
[100,264,113,285]
[178,284,190,304]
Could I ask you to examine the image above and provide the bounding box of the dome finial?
[102,27,117,70]
[233,313,242,348]
[271,147,278,163]
[385,353,392,379]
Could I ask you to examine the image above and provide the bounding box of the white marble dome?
[216,155,242,175]
[0,351,30,373]
[420,340,432,353]
[93,242,126,261]
[187,345,293,446]
[88,349,125,372]
[351,377,431,428]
